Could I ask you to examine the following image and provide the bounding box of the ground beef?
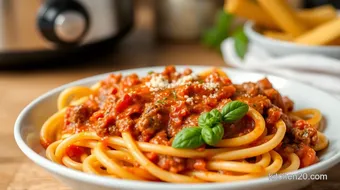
[95,113,118,137]
[162,65,177,77]
[295,143,318,168]
[90,95,117,136]
[168,101,190,137]
[236,95,271,114]
[182,115,199,128]
[217,85,237,100]
[291,120,318,147]
[235,79,294,127]
[282,96,294,112]
[191,103,211,114]
[224,115,255,138]
[257,78,273,90]
[116,117,135,133]
[183,68,193,75]
[262,88,285,112]
[234,83,259,97]
[121,73,140,87]
[135,103,163,142]
[281,113,293,131]
[161,65,183,82]
[64,104,96,133]
[149,130,169,145]
[266,106,282,125]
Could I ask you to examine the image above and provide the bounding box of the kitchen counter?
[1,1,339,190]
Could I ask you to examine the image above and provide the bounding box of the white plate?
[14,66,340,190]
[244,22,340,59]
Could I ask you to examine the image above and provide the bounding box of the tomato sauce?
[62,66,319,173]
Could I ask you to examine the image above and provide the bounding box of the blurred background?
[1,0,340,69]
[2,0,340,189]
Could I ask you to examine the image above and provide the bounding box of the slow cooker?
[0,0,134,66]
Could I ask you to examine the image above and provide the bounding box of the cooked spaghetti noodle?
[40,66,328,183]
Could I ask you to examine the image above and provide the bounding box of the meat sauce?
[63,66,318,172]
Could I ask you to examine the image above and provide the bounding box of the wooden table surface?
[1,1,339,190]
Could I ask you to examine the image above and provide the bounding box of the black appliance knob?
[37,0,90,46]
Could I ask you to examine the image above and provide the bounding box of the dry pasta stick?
[328,37,340,46]
[227,0,336,30]
[297,5,337,28]
[263,31,294,41]
[295,18,340,45]
[256,0,307,36]
[226,0,277,29]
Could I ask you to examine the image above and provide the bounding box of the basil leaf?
[198,112,212,128]
[233,27,248,59]
[172,127,204,149]
[202,28,220,48]
[201,123,224,146]
[222,101,249,123]
[209,109,222,123]
[201,10,233,51]
[198,109,222,128]
[216,10,233,36]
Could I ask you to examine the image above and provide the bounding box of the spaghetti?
[41,66,328,183]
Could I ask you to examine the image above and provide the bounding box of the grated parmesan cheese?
[203,82,219,90]
[145,74,170,91]
[185,97,194,104]
[172,74,197,86]
[146,74,198,91]
[145,73,218,93]
[209,93,218,98]
[182,95,193,104]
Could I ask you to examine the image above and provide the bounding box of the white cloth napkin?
[221,38,340,99]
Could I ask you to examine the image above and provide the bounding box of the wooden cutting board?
[6,161,70,190]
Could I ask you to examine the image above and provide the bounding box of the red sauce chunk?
[296,144,318,168]
[66,145,86,161]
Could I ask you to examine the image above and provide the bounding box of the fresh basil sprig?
[172,101,249,149]
[198,109,222,128]
[222,101,249,123]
